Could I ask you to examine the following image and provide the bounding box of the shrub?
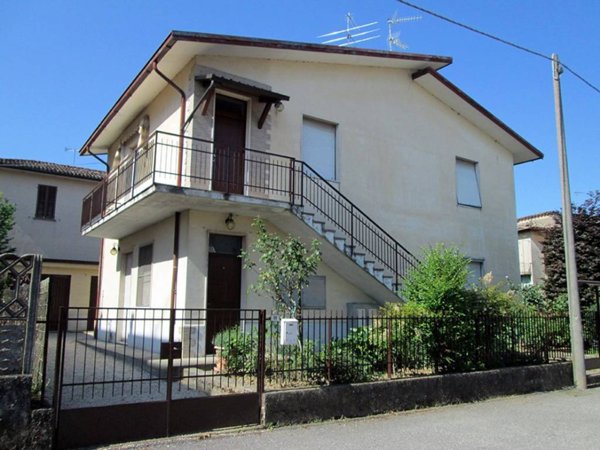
[213,326,258,374]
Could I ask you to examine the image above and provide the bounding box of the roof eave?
[412,68,543,165]
[79,31,452,155]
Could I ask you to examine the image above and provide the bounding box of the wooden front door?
[206,235,243,353]
[212,95,247,194]
[46,275,71,331]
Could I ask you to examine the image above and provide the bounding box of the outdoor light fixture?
[110,243,119,256]
[225,213,235,230]
[274,101,285,112]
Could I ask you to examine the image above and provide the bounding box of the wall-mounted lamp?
[274,101,285,113]
[225,213,235,231]
[109,243,119,256]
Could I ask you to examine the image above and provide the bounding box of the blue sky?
[0,0,598,217]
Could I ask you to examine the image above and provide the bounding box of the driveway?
[111,387,600,449]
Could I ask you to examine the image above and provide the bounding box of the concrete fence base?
[263,362,573,426]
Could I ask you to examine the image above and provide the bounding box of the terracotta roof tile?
[0,158,105,181]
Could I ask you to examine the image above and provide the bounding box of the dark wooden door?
[87,276,98,331]
[206,235,243,353]
[213,95,247,194]
[46,275,71,331]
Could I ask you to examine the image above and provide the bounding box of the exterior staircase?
[288,162,419,299]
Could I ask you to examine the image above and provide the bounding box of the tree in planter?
[544,190,600,310]
[0,192,16,254]
[240,218,322,317]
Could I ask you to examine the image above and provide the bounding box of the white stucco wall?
[183,56,520,281]
[1,168,101,262]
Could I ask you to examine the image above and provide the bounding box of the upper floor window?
[456,158,481,208]
[35,185,57,219]
[302,117,337,181]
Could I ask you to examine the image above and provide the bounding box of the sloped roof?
[0,158,105,181]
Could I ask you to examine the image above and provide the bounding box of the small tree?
[0,192,16,254]
[401,243,470,315]
[241,218,321,317]
[544,190,600,310]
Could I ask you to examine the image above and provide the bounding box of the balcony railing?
[81,131,417,288]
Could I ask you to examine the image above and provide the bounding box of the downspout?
[88,147,109,336]
[170,211,181,309]
[152,61,186,187]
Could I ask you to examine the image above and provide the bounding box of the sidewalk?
[111,387,600,449]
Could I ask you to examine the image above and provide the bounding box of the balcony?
[81,130,418,296]
[81,131,301,236]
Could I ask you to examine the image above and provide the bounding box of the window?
[302,118,336,180]
[35,185,57,219]
[456,159,481,208]
[136,244,153,307]
[520,274,532,286]
[467,260,484,285]
[301,275,326,309]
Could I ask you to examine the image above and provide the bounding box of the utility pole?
[552,53,587,389]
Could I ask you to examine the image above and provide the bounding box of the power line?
[397,0,600,95]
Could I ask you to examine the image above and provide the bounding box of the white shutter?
[456,159,481,207]
[302,118,336,180]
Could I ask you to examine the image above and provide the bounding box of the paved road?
[110,387,600,449]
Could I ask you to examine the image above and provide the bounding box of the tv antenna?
[319,13,380,47]
[387,11,421,51]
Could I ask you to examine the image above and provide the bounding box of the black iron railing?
[81,131,417,286]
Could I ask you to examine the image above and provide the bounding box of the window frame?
[302,116,338,182]
[455,158,482,209]
[35,184,57,220]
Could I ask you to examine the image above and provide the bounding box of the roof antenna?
[387,11,421,51]
[319,13,380,47]
[65,147,76,165]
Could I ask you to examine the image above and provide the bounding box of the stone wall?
[263,362,573,426]
[0,374,53,449]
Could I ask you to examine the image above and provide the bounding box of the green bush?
[213,326,258,374]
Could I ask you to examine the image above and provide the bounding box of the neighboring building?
[517,211,560,286]
[77,32,542,352]
[0,159,104,329]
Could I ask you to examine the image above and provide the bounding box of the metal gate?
[53,307,266,449]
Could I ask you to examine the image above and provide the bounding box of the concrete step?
[373,268,384,282]
[352,252,366,268]
[344,244,355,257]
[382,275,394,290]
[364,261,375,275]
[334,237,346,252]
[322,228,336,244]
[311,220,325,234]
[302,212,315,226]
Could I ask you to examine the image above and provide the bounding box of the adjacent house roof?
[517,211,560,232]
[78,30,543,165]
[0,158,105,181]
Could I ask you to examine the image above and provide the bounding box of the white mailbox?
[280,318,299,346]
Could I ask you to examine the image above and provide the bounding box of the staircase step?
[322,229,336,244]
[344,244,355,256]
[364,261,375,274]
[382,275,394,290]
[352,252,366,268]
[302,212,315,226]
[311,220,325,234]
[373,268,384,282]
[334,237,346,252]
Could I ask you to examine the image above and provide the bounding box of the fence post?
[52,306,68,449]
[349,205,354,257]
[289,158,296,206]
[595,287,600,358]
[257,310,266,397]
[165,307,176,437]
[326,318,332,383]
[386,318,392,378]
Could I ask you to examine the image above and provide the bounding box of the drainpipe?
[152,61,185,187]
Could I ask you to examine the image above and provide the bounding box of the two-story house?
[0,159,104,329]
[78,32,542,351]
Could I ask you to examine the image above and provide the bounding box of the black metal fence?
[50,307,600,404]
